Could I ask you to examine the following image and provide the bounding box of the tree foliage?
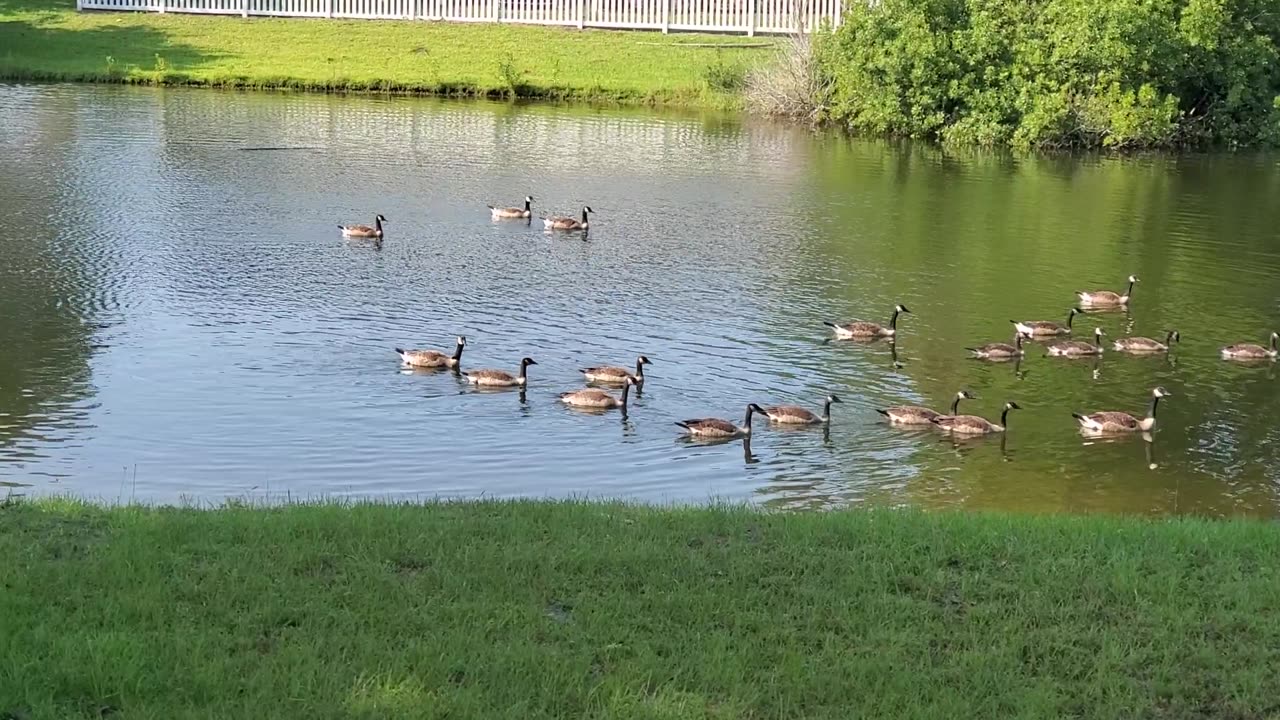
[817,0,1280,148]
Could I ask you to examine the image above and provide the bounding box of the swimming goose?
[764,394,842,425]
[1077,275,1138,307]
[581,355,651,384]
[967,331,1029,359]
[395,336,466,369]
[1073,387,1171,435]
[489,196,533,219]
[878,390,976,425]
[559,375,637,410]
[824,304,910,339]
[1221,331,1279,360]
[932,401,1021,435]
[1012,308,1080,337]
[543,206,592,231]
[1046,327,1106,356]
[338,214,386,239]
[676,403,766,439]
[465,357,537,387]
[1113,330,1179,354]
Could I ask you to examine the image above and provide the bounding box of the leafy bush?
[702,50,748,92]
[817,0,1280,149]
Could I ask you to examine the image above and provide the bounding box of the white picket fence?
[78,0,841,34]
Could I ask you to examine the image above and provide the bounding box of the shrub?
[816,0,1280,149]
[745,32,834,123]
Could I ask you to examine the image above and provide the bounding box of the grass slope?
[3,499,1280,719]
[0,0,765,105]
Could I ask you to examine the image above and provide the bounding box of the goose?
[1113,330,1179,354]
[395,336,466,369]
[676,403,766,439]
[1077,275,1138,307]
[489,196,533,220]
[338,214,386,239]
[824,304,911,339]
[543,206,592,231]
[932,401,1021,435]
[1012,308,1080,337]
[1221,331,1279,360]
[763,394,842,425]
[581,355,651,384]
[464,357,537,387]
[1073,387,1172,435]
[878,390,976,425]
[1046,327,1106,356]
[559,375,637,410]
[967,331,1029,359]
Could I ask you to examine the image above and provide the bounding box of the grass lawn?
[3,498,1280,719]
[0,0,771,105]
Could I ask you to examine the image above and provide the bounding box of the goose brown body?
[1073,387,1171,434]
[339,214,386,238]
[543,206,592,231]
[1013,308,1080,336]
[764,395,841,425]
[582,356,651,384]
[932,402,1021,435]
[559,376,637,409]
[1221,332,1279,360]
[396,336,466,369]
[879,391,974,425]
[676,404,766,438]
[465,357,537,387]
[1077,275,1138,307]
[824,304,910,339]
[489,196,533,219]
[1113,330,1179,353]
[967,332,1028,359]
[1046,328,1106,356]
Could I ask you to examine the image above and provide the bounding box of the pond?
[2,84,1279,515]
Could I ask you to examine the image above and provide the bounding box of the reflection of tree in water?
[0,90,99,458]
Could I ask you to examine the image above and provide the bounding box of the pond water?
[2,84,1279,515]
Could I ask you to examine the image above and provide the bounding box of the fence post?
[745,0,753,35]
[491,0,498,21]
[241,0,248,17]
[661,0,669,32]
[576,0,583,28]
[158,0,166,12]
[325,0,332,16]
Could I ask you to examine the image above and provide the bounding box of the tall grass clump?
[818,0,1280,149]
[745,30,833,123]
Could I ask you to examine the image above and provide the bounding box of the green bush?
[819,0,1280,149]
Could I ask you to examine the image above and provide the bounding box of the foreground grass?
[3,499,1280,719]
[0,0,768,106]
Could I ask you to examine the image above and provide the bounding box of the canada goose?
[1073,387,1172,435]
[1221,332,1279,360]
[824,304,911,339]
[338,214,386,239]
[543,206,592,231]
[1046,327,1106,356]
[1077,275,1138,307]
[676,403,766,439]
[465,357,537,387]
[878,390,976,425]
[1013,308,1080,336]
[932,401,1021,435]
[559,375,637,410]
[1113,330,1179,354]
[395,336,466,369]
[581,355,651,384]
[764,394,842,425]
[967,331,1029,359]
[489,196,533,220]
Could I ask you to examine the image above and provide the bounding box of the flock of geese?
[342,207,1278,444]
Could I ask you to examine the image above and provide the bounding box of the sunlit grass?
[0,0,769,106]
[3,498,1280,718]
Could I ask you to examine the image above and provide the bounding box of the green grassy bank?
[0,0,767,106]
[3,499,1280,719]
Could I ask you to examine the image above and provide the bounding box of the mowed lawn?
[3,498,1280,719]
[0,0,771,104]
